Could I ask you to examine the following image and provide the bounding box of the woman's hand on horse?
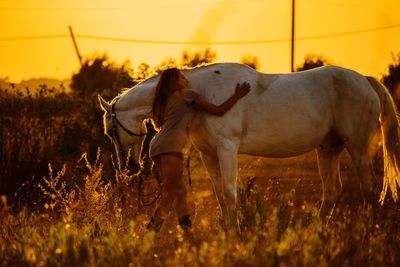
[235,82,251,98]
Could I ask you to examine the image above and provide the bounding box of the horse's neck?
[117,80,156,116]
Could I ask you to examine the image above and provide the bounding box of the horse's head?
[98,94,150,173]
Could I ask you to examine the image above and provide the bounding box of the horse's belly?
[237,84,334,157]
[238,111,332,157]
[238,134,322,158]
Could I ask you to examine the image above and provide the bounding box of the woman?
[147,67,250,232]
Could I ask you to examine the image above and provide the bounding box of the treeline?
[1,49,399,206]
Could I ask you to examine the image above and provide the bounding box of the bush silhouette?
[240,55,260,70]
[296,54,330,71]
[181,48,217,68]
[70,54,135,99]
[382,53,400,107]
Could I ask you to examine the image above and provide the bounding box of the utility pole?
[291,0,295,72]
[68,25,83,66]
[68,25,91,93]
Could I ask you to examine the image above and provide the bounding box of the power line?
[0,35,68,41]
[0,0,272,11]
[75,34,288,45]
[303,0,400,10]
[298,23,400,41]
[1,23,399,44]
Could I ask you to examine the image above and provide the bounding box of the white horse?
[98,63,400,225]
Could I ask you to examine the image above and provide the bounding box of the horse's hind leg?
[344,117,381,207]
[346,144,379,206]
[317,131,345,217]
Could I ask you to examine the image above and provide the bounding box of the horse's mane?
[118,73,160,96]
[117,63,215,95]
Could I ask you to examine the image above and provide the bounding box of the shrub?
[296,54,330,71]
[381,53,400,107]
[70,54,135,99]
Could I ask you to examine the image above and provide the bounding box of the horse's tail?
[366,76,400,204]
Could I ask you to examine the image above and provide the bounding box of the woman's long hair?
[152,68,182,129]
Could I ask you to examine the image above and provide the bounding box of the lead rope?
[187,155,192,186]
[138,157,162,207]
[138,172,162,207]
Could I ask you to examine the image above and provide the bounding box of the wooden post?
[291,0,295,72]
[68,25,92,93]
[69,25,83,66]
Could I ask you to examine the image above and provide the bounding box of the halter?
[110,101,161,206]
[111,102,147,138]
[109,101,146,170]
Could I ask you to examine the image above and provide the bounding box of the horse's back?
[184,63,260,103]
[185,64,370,104]
[187,64,380,158]
[239,67,338,156]
[185,64,334,156]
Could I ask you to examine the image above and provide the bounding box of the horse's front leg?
[200,151,229,221]
[216,138,239,229]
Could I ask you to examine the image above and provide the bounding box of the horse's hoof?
[179,214,192,228]
[147,216,164,232]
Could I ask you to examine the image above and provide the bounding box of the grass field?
[1,150,400,267]
[1,86,400,266]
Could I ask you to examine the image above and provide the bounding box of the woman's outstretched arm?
[192,82,250,116]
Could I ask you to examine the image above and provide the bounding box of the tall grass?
[1,85,399,266]
[1,162,399,266]
[0,86,113,205]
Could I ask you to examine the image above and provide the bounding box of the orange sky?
[0,0,399,82]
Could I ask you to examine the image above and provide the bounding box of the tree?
[132,49,218,83]
[133,63,155,82]
[153,57,179,75]
[296,54,330,71]
[181,48,217,68]
[381,53,400,106]
[240,55,260,70]
[70,54,135,98]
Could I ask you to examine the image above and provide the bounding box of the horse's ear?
[98,94,111,113]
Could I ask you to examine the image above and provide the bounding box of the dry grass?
[1,86,400,266]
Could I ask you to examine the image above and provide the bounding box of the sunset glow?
[0,0,399,81]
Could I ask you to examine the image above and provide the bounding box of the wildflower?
[55,248,62,254]
[26,248,36,263]
[200,219,209,228]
